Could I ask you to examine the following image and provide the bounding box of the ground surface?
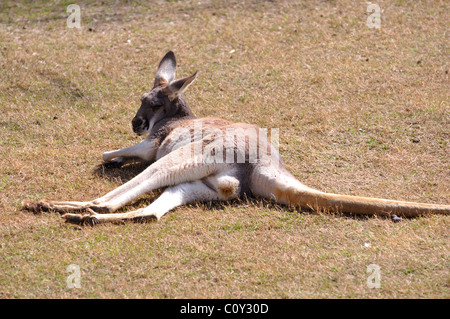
[0,0,448,298]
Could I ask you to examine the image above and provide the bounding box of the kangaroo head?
[132,51,197,136]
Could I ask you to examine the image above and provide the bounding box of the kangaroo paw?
[22,200,42,213]
[63,213,100,226]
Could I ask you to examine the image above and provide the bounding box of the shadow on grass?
[93,158,152,184]
[187,196,405,223]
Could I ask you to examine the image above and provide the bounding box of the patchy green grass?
[0,0,448,298]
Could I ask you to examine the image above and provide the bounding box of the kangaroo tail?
[287,189,450,217]
[251,168,450,217]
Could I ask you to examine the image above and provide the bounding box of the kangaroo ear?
[162,71,198,101]
[154,51,176,87]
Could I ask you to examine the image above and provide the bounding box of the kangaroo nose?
[132,117,143,128]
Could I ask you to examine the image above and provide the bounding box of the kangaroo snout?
[132,117,147,135]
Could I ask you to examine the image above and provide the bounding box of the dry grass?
[0,0,448,298]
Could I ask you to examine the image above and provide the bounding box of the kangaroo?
[23,51,450,225]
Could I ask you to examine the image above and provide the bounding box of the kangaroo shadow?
[93,158,152,184]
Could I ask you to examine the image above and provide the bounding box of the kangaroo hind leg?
[23,141,220,215]
[63,180,221,225]
[63,166,243,225]
[22,199,94,214]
